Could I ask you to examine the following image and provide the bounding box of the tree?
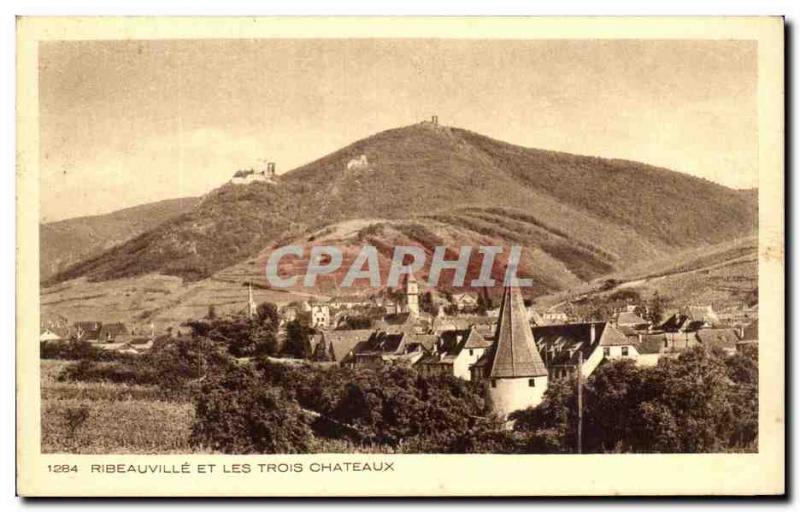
[584,359,645,452]
[191,365,313,453]
[511,377,578,453]
[329,365,491,450]
[256,302,279,329]
[284,320,314,359]
[337,315,372,330]
[419,291,435,315]
[645,293,667,325]
[629,347,737,453]
[476,294,488,316]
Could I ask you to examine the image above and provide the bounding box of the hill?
[40,197,200,281]
[45,122,757,296]
[534,236,758,313]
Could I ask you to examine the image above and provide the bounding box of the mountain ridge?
[45,122,757,290]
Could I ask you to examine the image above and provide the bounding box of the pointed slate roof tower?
[487,286,548,378]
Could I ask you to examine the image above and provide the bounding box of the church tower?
[248,283,257,319]
[404,273,419,316]
[473,286,549,418]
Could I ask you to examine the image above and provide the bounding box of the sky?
[39,38,757,222]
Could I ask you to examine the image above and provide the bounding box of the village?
[40,269,759,419]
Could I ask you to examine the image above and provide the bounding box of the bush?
[191,365,314,454]
[40,340,123,362]
[512,347,758,453]
[58,336,237,392]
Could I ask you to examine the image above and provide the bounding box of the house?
[230,162,276,185]
[97,323,129,343]
[280,305,299,324]
[314,329,373,363]
[470,287,549,418]
[416,327,493,380]
[330,296,372,310]
[431,315,496,336]
[718,303,758,327]
[541,311,569,325]
[630,331,703,365]
[451,292,478,311]
[634,334,667,366]
[533,321,635,380]
[344,331,430,369]
[310,302,331,329]
[613,310,650,331]
[39,329,63,342]
[73,321,102,341]
[661,305,720,332]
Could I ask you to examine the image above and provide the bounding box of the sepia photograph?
[15,16,784,497]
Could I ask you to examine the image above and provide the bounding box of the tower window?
[528,379,535,387]
[603,347,610,357]
[621,346,629,356]
[469,349,473,356]
[491,379,497,388]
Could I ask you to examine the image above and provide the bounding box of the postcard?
[16,16,784,497]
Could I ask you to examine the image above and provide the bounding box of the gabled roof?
[322,329,373,362]
[533,322,600,366]
[598,323,631,346]
[463,327,493,349]
[371,332,406,353]
[405,334,438,352]
[485,287,548,378]
[432,316,495,333]
[616,311,649,327]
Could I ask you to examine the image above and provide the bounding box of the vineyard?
[40,361,195,454]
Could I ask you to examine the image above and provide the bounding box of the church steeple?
[404,273,419,316]
[248,283,257,319]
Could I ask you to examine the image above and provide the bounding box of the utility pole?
[577,350,583,454]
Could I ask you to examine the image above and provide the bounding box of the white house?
[230,162,276,185]
[415,326,493,381]
[310,303,331,329]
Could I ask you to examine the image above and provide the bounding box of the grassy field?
[40,360,195,454]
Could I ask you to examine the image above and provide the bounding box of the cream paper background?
[16,16,784,497]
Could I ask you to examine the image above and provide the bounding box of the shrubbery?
[191,365,314,454]
[511,346,758,453]
[201,361,509,453]
[58,336,237,392]
[40,340,124,362]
